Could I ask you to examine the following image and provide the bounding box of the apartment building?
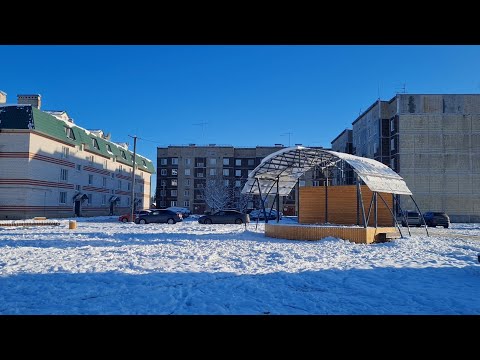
[157,144,329,215]
[0,92,155,219]
[331,94,480,222]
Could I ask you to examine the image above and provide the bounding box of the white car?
[166,207,191,218]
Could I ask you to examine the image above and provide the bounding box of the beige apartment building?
[331,94,480,222]
[0,92,155,219]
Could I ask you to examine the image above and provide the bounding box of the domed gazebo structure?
[242,146,428,243]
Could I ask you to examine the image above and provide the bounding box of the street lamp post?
[129,135,137,223]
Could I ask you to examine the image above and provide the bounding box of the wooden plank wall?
[299,185,394,226]
[265,224,398,244]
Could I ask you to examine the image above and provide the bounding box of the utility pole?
[129,135,137,223]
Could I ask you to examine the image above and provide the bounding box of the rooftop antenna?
[281,132,293,146]
[193,122,208,143]
[395,82,407,94]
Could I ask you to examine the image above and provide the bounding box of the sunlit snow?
[0,216,479,314]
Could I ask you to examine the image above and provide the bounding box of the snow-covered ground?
[1,216,479,314]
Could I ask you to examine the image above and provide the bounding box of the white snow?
[0,217,479,315]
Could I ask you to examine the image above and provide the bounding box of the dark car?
[135,209,183,224]
[118,209,152,223]
[198,210,250,224]
[423,212,450,228]
[249,208,283,221]
[400,211,423,227]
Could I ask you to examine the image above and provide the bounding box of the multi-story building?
[331,94,480,222]
[157,144,328,215]
[0,92,155,219]
[330,129,354,185]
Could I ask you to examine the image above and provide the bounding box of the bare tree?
[236,192,253,213]
[204,176,233,212]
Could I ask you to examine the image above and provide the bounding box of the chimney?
[17,94,42,109]
[0,90,6,104]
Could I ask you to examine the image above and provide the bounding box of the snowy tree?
[236,192,253,212]
[203,176,233,212]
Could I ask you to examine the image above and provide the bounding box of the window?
[171,201,177,207]
[88,174,93,185]
[184,200,190,207]
[390,138,395,151]
[103,159,108,169]
[86,155,94,164]
[390,157,396,170]
[102,195,106,205]
[235,170,241,177]
[111,173,115,179]
[127,182,131,191]
[161,180,166,186]
[299,180,306,187]
[235,159,241,166]
[160,158,167,165]
[59,192,67,204]
[185,169,191,176]
[65,127,76,140]
[92,138,100,150]
[60,169,68,181]
[172,169,178,176]
[118,180,122,189]
[161,169,167,176]
[197,172,204,177]
[106,144,113,154]
[247,159,254,166]
[224,179,229,187]
[142,159,146,166]
[185,158,191,166]
[184,190,190,196]
[171,190,178,196]
[76,164,82,171]
[390,118,395,132]
[209,168,216,176]
[75,185,81,191]
[209,158,217,165]
[172,158,179,165]
[127,197,131,206]
[223,169,229,176]
[223,158,229,166]
[87,194,92,205]
[160,190,166,196]
[121,150,127,160]
[130,154,134,162]
[140,185,143,192]
[185,179,190,186]
[171,179,177,186]
[62,146,69,158]
[235,180,241,187]
[197,183,204,188]
[313,180,320,186]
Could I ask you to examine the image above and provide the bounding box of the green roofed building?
[0,93,155,219]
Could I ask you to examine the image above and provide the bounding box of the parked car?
[423,211,450,228]
[135,209,183,224]
[249,208,283,221]
[400,211,423,227]
[118,209,153,223]
[166,206,191,218]
[198,210,250,224]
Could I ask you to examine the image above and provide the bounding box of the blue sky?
[1,45,480,192]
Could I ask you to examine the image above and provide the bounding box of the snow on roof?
[241,146,412,196]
